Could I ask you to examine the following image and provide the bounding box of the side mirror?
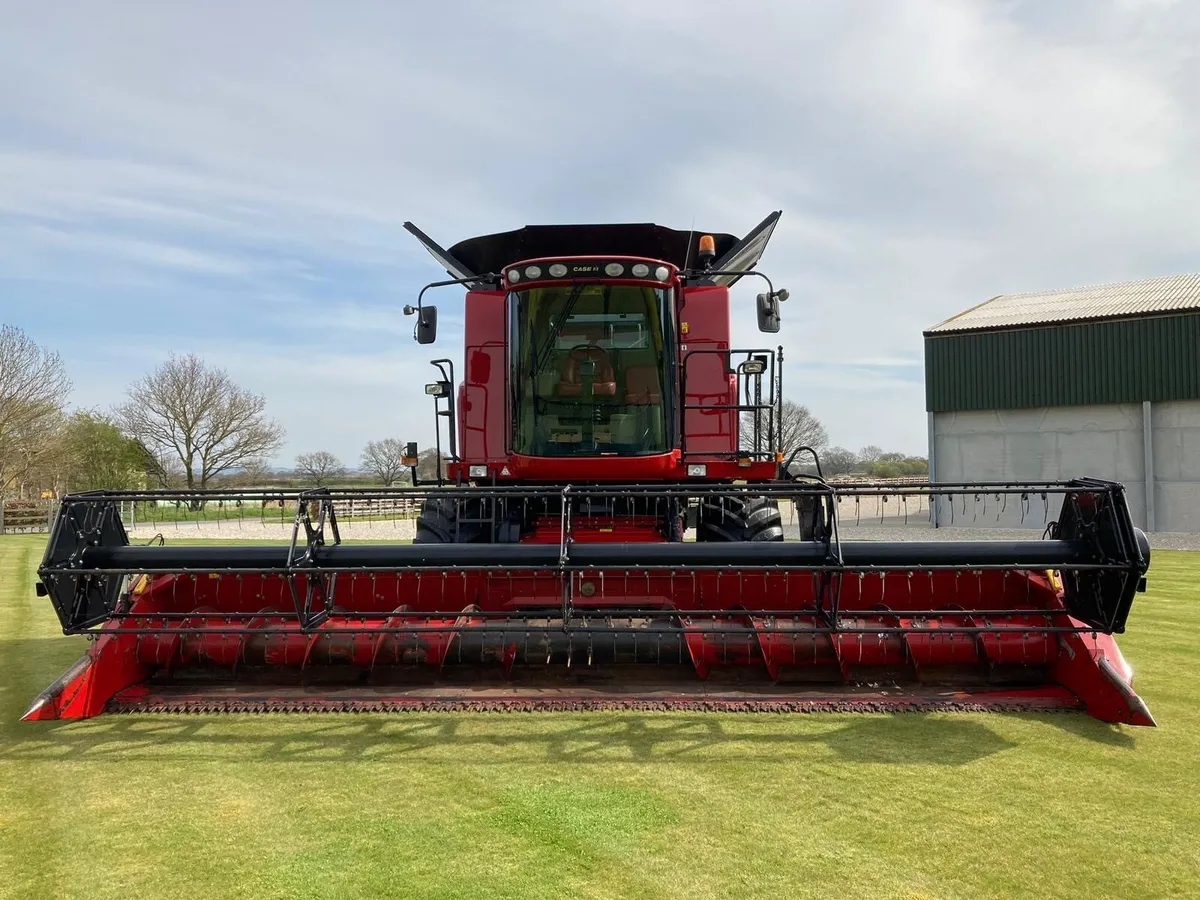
[756,293,780,333]
[416,305,438,344]
[402,442,418,466]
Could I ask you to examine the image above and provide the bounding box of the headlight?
[468,465,488,479]
[687,464,707,477]
[549,263,567,277]
[508,269,520,283]
[654,266,670,281]
[524,265,542,279]
[604,262,624,277]
[631,263,649,278]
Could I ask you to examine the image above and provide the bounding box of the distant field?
[2,534,1199,900]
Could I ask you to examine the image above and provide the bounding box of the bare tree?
[820,446,859,476]
[115,354,284,491]
[210,456,276,488]
[360,438,409,486]
[858,444,884,465]
[741,400,829,460]
[140,443,187,488]
[235,457,274,486]
[0,325,71,496]
[295,450,346,486]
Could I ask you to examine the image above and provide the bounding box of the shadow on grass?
[2,711,1027,766]
[1020,711,1139,748]
[4,639,1140,766]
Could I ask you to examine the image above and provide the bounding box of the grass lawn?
[1,533,1198,900]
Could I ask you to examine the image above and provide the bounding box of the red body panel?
[459,290,507,462]
[448,456,777,483]
[519,516,668,544]
[677,284,736,458]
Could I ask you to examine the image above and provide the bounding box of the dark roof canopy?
[404,212,782,289]
[446,223,739,274]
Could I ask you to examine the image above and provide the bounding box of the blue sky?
[2,0,1197,467]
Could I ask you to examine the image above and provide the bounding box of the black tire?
[696,495,785,542]
[413,496,492,544]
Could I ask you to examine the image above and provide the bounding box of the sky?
[2,0,1198,468]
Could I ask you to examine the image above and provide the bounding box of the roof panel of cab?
[446,224,739,274]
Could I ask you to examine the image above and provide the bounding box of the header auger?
[24,212,1154,724]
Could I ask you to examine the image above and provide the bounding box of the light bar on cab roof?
[504,258,675,286]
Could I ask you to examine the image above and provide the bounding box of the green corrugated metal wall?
[924,313,1200,412]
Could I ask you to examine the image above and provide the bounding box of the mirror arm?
[683,269,788,334]
[404,272,499,344]
[682,268,776,296]
[406,273,500,316]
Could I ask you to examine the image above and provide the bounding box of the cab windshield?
[510,283,670,456]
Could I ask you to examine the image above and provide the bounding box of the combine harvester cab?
[22,212,1155,724]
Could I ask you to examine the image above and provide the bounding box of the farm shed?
[925,273,1200,531]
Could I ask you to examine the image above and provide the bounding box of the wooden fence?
[330,497,422,520]
[0,500,57,534]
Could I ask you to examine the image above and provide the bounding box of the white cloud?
[2,0,1198,461]
[23,225,250,275]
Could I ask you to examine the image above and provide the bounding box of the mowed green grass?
[1,535,1198,900]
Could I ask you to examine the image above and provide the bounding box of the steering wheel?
[568,343,611,367]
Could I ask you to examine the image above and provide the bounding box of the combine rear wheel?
[414,496,494,543]
[696,495,785,542]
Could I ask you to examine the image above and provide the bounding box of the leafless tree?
[210,456,276,488]
[858,444,884,464]
[0,325,72,496]
[820,446,859,476]
[140,443,187,488]
[236,457,274,486]
[295,450,346,486]
[115,354,284,491]
[741,400,829,461]
[360,438,409,486]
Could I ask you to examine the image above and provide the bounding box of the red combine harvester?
[25,212,1154,724]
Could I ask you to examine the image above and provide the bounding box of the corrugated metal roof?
[926,272,1200,334]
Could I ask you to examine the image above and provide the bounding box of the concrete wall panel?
[1155,401,1200,429]
[931,402,1200,532]
[1004,432,1054,481]
[1153,424,1183,481]
[1179,429,1200,481]
[1116,428,1149,482]
[935,411,1005,436]
[1057,430,1122,480]
[953,434,1007,480]
[1156,483,1200,533]
[993,408,1050,433]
